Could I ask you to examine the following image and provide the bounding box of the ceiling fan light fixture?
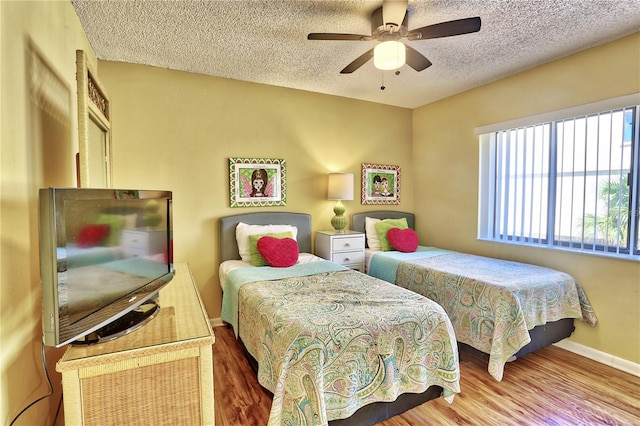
[374,40,406,70]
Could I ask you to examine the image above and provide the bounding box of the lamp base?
[331,200,348,233]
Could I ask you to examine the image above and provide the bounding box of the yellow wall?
[97,61,414,323]
[0,1,97,424]
[412,33,640,365]
[1,2,638,423]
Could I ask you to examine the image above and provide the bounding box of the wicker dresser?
[56,263,215,426]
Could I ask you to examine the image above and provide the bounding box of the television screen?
[40,188,174,347]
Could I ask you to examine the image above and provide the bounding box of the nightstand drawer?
[122,247,148,258]
[120,231,149,249]
[121,228,167,255]
[332,250,364,266]
[331,236,365,252]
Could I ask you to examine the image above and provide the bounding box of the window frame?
[477,94,640,260]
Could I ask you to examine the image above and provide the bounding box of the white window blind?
[478,95,640,259]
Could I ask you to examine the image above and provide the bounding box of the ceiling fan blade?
[340,49,374,74]
[406,17,481,40]
[308,33,372,41]
[382,0,408,27]
[405,45,432,71]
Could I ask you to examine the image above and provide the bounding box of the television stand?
[56,263,215,425]
[72,299,160,345]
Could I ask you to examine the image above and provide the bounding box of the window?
[478,95,640,259]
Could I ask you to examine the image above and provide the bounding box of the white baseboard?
[209,316,639,377]
[209,317,224,328]
[554,339,640,377]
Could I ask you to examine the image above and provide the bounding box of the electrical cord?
[53,392,63,426]
[9,340,54,426]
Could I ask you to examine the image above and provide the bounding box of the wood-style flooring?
[213,325,640,426]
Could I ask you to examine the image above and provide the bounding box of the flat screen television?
[39,187,174,347]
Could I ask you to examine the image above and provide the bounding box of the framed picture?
[229,158,286,207]
[361,163,401,205]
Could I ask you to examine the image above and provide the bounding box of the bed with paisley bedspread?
[218,212,460,426]
[352,211,597,382]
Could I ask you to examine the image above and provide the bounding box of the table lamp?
[328,172,354,233]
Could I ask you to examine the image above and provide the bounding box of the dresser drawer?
[331,236,365,252]
[331,250,364,266]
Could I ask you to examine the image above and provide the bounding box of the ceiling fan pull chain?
[380,71,386,91]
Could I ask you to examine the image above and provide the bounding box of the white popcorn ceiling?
[71,0,640,109]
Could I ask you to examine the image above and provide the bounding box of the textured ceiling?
[71,0,640,109]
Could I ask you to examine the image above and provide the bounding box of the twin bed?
[352,211,597,381]
[219,212,460,425]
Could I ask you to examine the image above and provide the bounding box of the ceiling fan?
[307,0,481,74]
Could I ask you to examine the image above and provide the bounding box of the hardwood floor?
[213,325,640,425]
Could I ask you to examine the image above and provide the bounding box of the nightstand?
[121,228,167,258]
[315,230,365,272]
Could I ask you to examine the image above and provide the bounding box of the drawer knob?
[344,257,350,261]
[344,243,350,247]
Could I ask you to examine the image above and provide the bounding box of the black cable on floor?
[9,340,54,426]
[53,391,63,426]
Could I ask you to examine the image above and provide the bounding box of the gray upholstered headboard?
[351,211,415,247]
[219,212,312,262]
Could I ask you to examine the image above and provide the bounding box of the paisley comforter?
[369,248,598,381]
[221,260,460,425]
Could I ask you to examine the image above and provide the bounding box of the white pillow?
[235,222,298,262]
[365,217,381,251]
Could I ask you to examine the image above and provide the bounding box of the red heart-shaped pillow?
[257,236,299,267]
[387,228,418,253]
[77,224,111,248]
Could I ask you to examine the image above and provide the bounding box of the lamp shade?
[328,173,354,200]
[374,41,406,70]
